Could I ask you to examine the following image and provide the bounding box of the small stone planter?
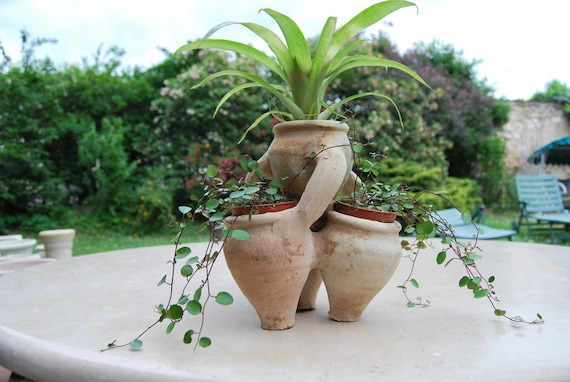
[39,229,76,259]
[0,238,37,257]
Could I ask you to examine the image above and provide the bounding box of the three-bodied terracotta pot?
[223,120,402,329]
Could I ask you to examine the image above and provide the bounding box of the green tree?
[402,41,509,183]
[532,80,570,119]
[149,48,273,207]
[328,34,450,174]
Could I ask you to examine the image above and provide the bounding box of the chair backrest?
[515,174,565,214]
[433,208,467,227]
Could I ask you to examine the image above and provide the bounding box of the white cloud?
[0,0,568,99]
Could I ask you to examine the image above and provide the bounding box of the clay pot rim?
[231,200,297,217]
[333,201,398,223]
[273,120,349,134]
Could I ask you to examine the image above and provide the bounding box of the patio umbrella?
[527,136,570,174]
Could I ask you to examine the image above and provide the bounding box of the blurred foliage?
[532,79,570,119]
[0,27,535,234]
[330,35,510,207]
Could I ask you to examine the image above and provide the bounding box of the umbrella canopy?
[527,136,570,170]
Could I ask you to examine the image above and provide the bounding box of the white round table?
[0,240,568,381]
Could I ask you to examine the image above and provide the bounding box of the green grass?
[483,208,570,246]
[76,225,210,256]
[25,224,210,256]
[21,209,568,257]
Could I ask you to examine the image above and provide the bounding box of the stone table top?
[0,239,569,381]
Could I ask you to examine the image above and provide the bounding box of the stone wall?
[500,101,570,180]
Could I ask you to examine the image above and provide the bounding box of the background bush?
[0,29,541,235]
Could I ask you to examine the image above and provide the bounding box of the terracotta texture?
[224,212,315,330]
[253,120,353,200]
[316,211,402,321]
[224,121,402,329]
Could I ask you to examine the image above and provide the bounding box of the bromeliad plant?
[176,0,429,138]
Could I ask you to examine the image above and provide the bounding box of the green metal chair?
[515,174,570,243]
[435,205,516,241]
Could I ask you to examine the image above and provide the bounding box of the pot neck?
[272,120,349,136]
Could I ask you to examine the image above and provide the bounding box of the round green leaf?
[183,330,194,344]
[199,337,212,347]
[180,265,193,277]
[166,321,176,334]
[186,300,203,315]
[165,305,184,320]
[206,165,218,178]
[230,229,251,240]
[129,339,143,349]
[351,143,364,153]
[229,190,246,198]
[175,246,192,259]
[185,256,199,265]
[461,212,472,223]
[409,279,419,288]
[204,199,220,210]
[209,211,226,222]
[244,186,260,194]
[266,187,278,195]
[421,220,434,235]
[157,274,167,286]
[178,206,192,215]
[473,289,489,298]
[494,309,506,317]
[458,276,469,287]
[436,251,446,265]
[215,291,234,305]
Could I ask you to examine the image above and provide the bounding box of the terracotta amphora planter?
[254,120,353,199]
[250,120,354,231]
[224,209,315,330]
[315,210,402,322]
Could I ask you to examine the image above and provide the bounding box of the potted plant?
[175,0,429,202]
[105,1,542,352]
[175,0,427,134]
[330,147,545,321]
[173,0,436,332]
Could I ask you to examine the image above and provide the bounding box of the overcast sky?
[1,0,568,100]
